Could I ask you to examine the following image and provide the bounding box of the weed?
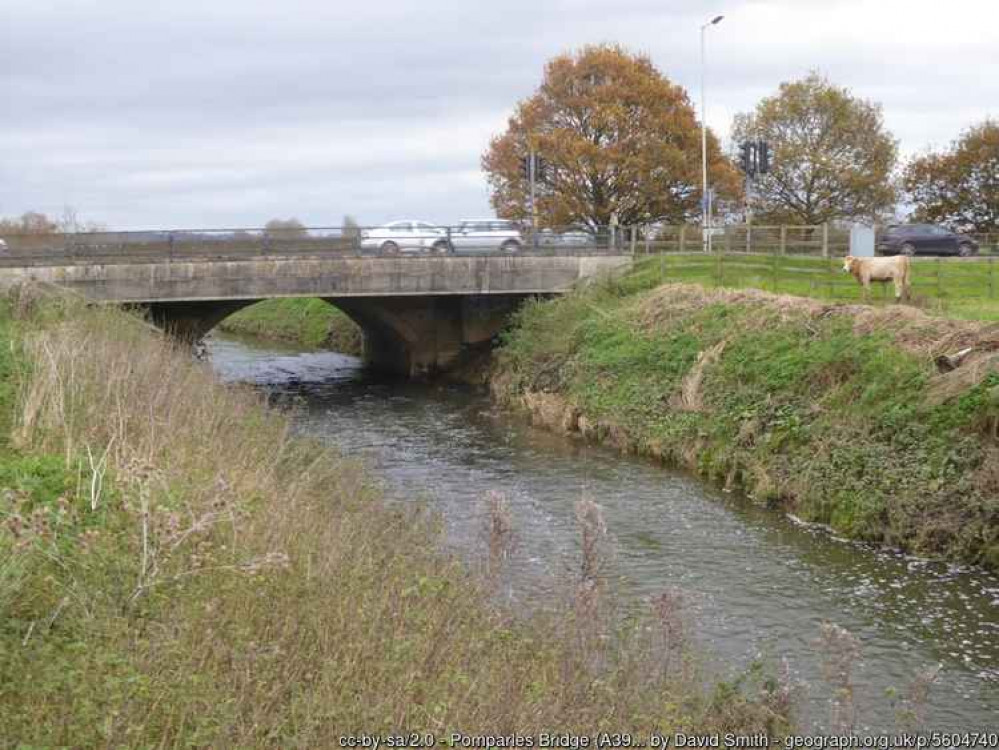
[0,290,788,743]
[816,622,861,733]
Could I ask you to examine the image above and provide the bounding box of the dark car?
[877,224,979,257]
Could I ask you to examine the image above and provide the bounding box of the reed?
[0,290,790,744]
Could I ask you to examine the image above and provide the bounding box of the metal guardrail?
[0,225,632,267]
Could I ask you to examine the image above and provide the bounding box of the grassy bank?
[631,252,999,321]
[0,289,788,744]
[493,278,999,569]
[218,297,363,354]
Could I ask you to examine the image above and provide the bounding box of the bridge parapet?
[0,253,629,303]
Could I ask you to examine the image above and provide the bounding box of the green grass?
[218,297,362,353]
[0,291,789,744]
[626,252,999,320]
[495,278,999,569]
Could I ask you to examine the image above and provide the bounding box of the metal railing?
[0,224,632,266]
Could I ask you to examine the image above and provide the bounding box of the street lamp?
[700,14,724,253]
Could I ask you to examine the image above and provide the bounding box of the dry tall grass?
[0,293,790,745]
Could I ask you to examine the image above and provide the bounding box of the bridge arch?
[143,294,530,377]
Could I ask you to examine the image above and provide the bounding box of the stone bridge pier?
[145,293,531,377]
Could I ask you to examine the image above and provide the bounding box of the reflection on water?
[207,333,999,731]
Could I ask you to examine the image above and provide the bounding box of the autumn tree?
[482,44,740,230]
[731,72,898,225]
[1,208,106,238]
[904,120,999,233]
[0,211,60,235]
[264,217,308,238]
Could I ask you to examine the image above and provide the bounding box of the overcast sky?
[2,0,996,229]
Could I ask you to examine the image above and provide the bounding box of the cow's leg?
[893,276,903,302]
[863,279,871,302]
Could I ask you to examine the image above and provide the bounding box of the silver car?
[450,219,523,253]
[360,220,449,254]
[537,227,595,248]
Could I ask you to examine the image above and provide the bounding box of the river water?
[206,332,999,732]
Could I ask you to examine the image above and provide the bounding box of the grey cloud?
[1,0,996,228]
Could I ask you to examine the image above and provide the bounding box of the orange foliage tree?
[481,44,740,230]
[904,120,999,233]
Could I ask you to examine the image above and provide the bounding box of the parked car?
[449,219,523,253]
[0,238,7,252]
[876,224,979,257]
[537,227,596,248]
[360,220,449,254]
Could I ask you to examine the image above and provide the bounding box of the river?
[206,332,999,732]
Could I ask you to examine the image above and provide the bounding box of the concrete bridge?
[0,250,629,376]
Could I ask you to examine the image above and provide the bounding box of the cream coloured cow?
[842,254,911,302]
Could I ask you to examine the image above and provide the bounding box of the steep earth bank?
[492,281,999,569]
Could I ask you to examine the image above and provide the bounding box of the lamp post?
[700,14,724,253]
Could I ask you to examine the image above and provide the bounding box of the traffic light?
[757,140,770,174]
[519,155,531,180]
[739,141,753,176]
[536,157,551,185]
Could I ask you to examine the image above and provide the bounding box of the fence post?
[644,227,650,256]
[822,223,829,258]
[990,257,995,299]
[746,223,752,254]
[936,257,942,299]
[679,224,686,253]
[630,226,637,256]
[779,225,787,256]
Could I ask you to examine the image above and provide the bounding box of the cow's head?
[842,255,857,274]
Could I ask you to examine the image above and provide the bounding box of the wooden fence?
[627,224,999,257]
[630,251,999,307]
